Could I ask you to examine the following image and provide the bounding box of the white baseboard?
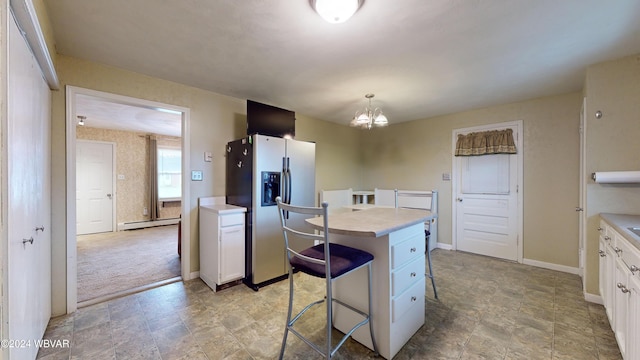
[189,271,200,281]
[522,258,580,275]
[584,292,603,305]
[435,242,453,251]
[117,218,180,231]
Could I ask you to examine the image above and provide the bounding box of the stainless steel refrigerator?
[226,134,316,290]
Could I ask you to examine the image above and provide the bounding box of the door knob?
[575,207,583,212]
[107,193,112,199]
[457,198,463,202]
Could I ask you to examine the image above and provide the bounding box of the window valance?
[455,128,517,156]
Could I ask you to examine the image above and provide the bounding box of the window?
[157,146,181,200]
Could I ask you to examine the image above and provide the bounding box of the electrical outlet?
[143,207,148,216]
[442,173,451,181]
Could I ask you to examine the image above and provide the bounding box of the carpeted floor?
[77,224,181,303]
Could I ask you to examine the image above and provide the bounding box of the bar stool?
[276,197,378,359]
[395,189,438,299]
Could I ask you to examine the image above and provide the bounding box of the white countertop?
[600,213,640,251]
[306,207,431,237]
[200,203,246,214]
[199,196,246,214]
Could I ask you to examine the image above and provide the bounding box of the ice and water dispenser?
[261,171,280,206]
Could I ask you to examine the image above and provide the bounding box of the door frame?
[451,120,524,263]
[579,97,587,287]
[76,139,117,234]
[65,86,191,313]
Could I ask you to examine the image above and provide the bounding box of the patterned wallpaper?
[76,126,182,224]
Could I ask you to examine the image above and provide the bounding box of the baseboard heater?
[117,218,180,231]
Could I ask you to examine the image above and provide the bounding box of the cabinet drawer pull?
[411,296,417,302]
[22,237,34,245]
[597,227,603,231]
[617,283,630,294]
[604,236,611,241]
[410,247,417,253]
[410,272,416,277]
[35,226,45,233]
[598,250,605,257]
[614,247,622,254]
[630,265,639,274]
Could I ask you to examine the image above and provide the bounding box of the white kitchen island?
[306,207,431,359]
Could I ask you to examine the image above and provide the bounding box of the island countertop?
[306,207,432,237]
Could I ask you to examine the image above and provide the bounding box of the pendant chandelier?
[311,0,363,24]
[350,94,389,129]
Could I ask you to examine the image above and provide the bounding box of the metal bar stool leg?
[426,233,438,299]
[279,268,295,359]
[367,263,379,355]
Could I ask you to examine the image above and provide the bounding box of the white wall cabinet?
[599,215,640,359]
[199,197,246,291]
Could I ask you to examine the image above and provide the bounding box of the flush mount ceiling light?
[350,94,389,129]
[77,115,86,126]
[311,0,363,24]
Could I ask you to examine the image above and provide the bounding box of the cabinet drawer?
[392,277,425,323]
[615,233,640,272]
[220,213,244,227]
[392,255,425,297]
[391,234,425,269]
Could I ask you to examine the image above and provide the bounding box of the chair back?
[374,188,396,207]
[319,188,353,213]
[276,197,330,271]
[394,189,435,210]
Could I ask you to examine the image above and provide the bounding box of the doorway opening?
[66,86,191,312]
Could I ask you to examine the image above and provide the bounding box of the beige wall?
[361,92,583,267]
[584,54,640,295]
[77,127,181,224]
[49,55,361,315]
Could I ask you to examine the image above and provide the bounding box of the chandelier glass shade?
[312,0,362,24]
[350,94,389,129]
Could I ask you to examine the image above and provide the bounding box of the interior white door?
[455,127,519,261]
[7,14,52,359]
[76,141,114,235]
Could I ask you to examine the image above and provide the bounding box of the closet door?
[7,14,52,360]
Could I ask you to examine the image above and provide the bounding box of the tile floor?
[37,250,622,359]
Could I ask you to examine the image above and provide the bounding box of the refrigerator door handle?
[286,157,292,204]
[282,157,289,218]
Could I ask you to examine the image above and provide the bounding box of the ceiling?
[46,1,640,128]
[75,94,182,137]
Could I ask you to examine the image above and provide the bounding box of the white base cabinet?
[599,215,640,360]
[199,198,246,291]
[331,223,426,360]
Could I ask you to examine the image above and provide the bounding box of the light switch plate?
[204,152,212,162]
[191,170,203,181]
[442,173,451,181]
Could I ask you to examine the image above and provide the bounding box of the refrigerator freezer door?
[252,135,287,284]
[284,139,316,255]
